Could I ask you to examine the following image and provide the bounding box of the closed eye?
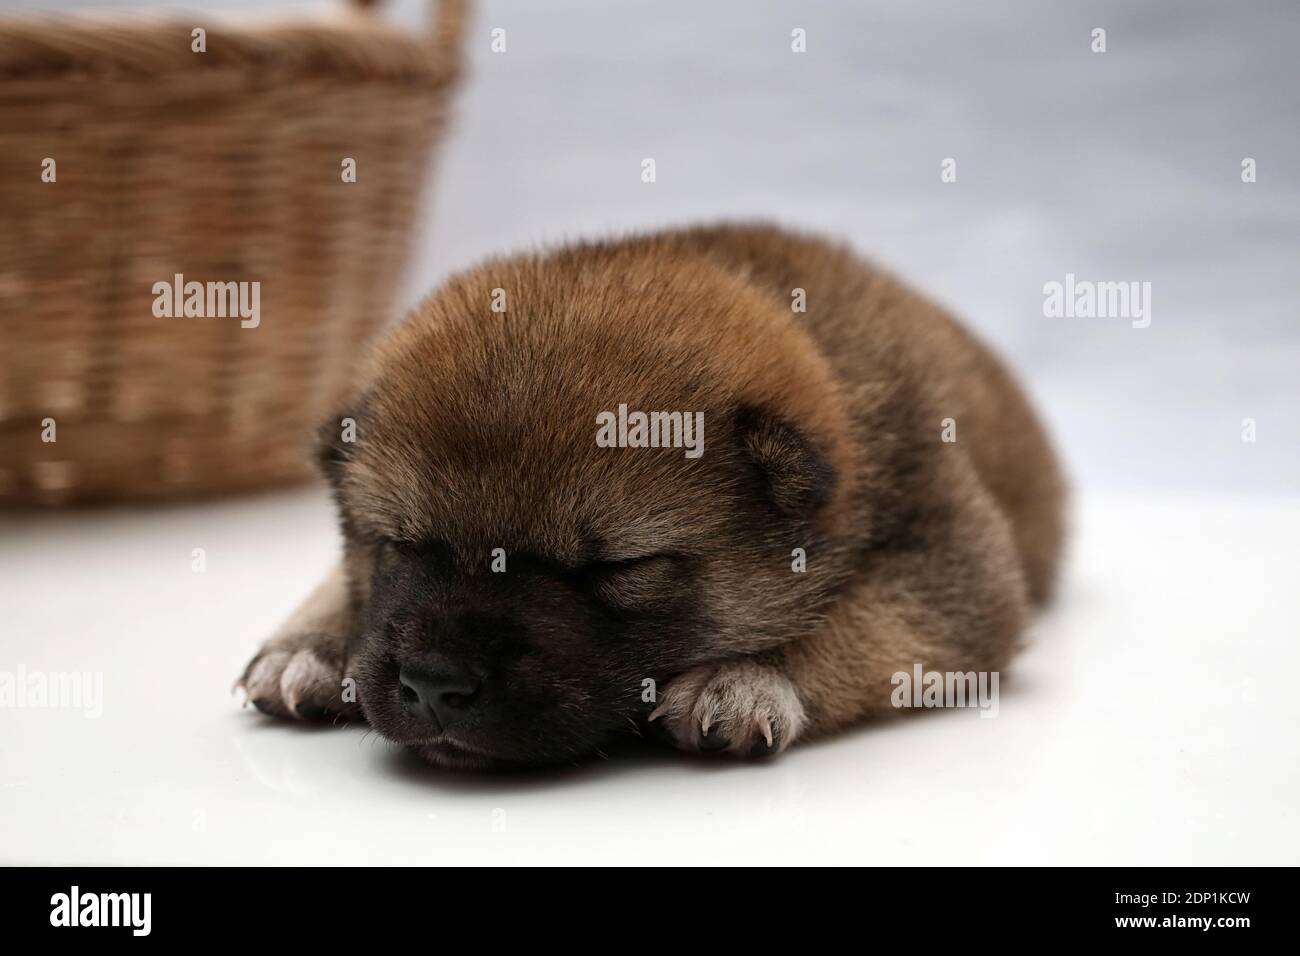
[577,554,683,607]
[378,537,452,569]
[588,553,675,572]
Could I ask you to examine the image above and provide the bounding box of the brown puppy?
[238,224,1066,768]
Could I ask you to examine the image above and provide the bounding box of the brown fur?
[238,223,1066,766]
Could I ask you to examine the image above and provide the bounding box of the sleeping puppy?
[237,224,1066,769]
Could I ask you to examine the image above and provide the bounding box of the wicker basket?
[0,0,467,505]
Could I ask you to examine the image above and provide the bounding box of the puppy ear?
[736,407,837,516]
[313,411,359,484]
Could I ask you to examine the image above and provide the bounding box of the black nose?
[398,664,480,729]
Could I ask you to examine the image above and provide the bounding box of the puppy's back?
[650,223,1067,606]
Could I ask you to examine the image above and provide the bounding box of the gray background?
[16,0,1300,496]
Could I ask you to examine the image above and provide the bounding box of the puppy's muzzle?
[398,660,481,732]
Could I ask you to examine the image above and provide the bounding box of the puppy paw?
[236,635,359,723]
[650,660,806,758]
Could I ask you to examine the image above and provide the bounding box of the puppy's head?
[320,240,858,768]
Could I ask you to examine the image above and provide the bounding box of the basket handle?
[352,0,469,65]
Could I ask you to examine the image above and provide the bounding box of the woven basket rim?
[0,2,465,81]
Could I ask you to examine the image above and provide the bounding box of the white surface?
[0,488,1296,865]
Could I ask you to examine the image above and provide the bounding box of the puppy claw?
[240,650,292,717]
[237,640,359,724]
[279,648,332,715]
[653,660,805,759]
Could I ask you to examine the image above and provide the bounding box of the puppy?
[238,224,1065,769]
